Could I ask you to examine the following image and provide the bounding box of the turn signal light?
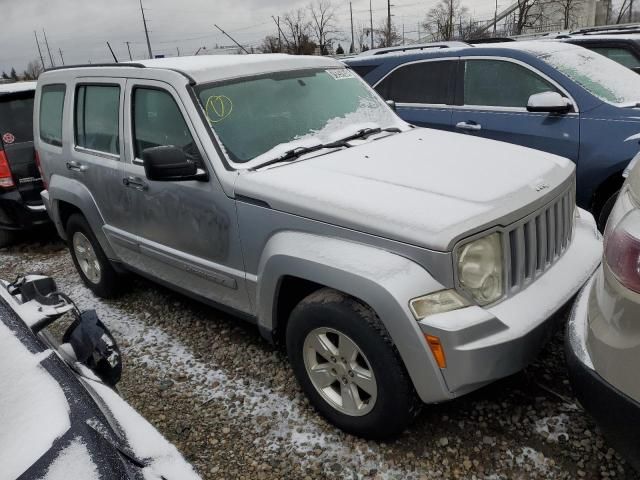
[425,334,447,369]
[0,150,15,188]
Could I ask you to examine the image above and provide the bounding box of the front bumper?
[566,276,640,472]
[0,188,49,231]
[419,209,602,396]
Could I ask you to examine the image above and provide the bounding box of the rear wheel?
[286,288,420,439]
[66,214,121,298]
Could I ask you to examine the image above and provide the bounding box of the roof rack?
[362,41,470,56]
[467,37,515,44]
[570,23,640,35]
[45,63,146,72]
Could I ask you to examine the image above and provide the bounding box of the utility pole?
[350,2,355,53]
[139,0,153,59]
[34,31,45,70]
[58,48,64,66]
[630,0,635,23]
[387,0,392,47]
[106,41,118,62]
[42,29,55,68]
[176,47,180,57]
[126,41,133,61]
[494,0,498,36]
[369,0,374,50]
[214,24,250,54]
[402,23,405,45]
[277,16,282,52]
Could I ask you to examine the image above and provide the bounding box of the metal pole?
[58,48,64,66]
[494,0,498,35]
[139,0,153,59]
[107,41,118,62]
[34,31,46,70]
[194,47,203,56]
[272,16,288,51]
[277,16,282,52]
[369,0,374,49]
[126,42,133,60]
[387,0,392,46]
[402,23,405,45]
[42,29,55,67]
[631,0,635,22]
[350,2,355,53]
[214,24,250,54]
[176,47,180,57]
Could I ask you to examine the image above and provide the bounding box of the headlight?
[409,290,469,320]
[457,232,504,305]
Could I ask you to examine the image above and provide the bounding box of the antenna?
[42,29,55,67]
[126,41,133,61]
[139,0,153,59]
[34,31,46,69]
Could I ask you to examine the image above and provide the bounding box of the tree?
[281,9,317,55]
[23,60,44,80]
[375,21,401,47]
[355,22,371,52]
[336,44,344,54]
[308,0,339,55]
[513,0,545,35]
[9,68,18,81]
[260,35,281,53]
[424,0,469,41]
[549,0,585,29]
[1,72,8,80]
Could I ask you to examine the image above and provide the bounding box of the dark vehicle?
[346,41,640,228]
[0,275,200,479]
[559,25,640,73]
[0,82,49,247]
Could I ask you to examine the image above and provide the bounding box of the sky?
[0,0,512,74]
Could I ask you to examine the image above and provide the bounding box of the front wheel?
[286,288,420,439]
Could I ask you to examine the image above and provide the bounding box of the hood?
[235,128,575,251]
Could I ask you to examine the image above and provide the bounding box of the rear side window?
[75,85,120,155]
[587,46,640,69]
[132,87,201,163]
[39,84,66,147]
[0,93,34,145]
[375,61,456,105]
[464,59,559,108]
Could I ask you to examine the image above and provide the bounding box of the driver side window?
[132,87,202,164]
[464,59,560,109]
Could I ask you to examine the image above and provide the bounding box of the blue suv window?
[375,60,455,105]
[464,59,559,109]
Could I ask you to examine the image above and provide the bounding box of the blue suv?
[345,41,640,228]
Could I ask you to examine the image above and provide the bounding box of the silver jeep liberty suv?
[35,54,601,438]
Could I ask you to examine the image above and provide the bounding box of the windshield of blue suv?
[528,42,640,105]
[196,68,399,166]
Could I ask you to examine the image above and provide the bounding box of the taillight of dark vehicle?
[0,149,15,188]
[604,210,640,293]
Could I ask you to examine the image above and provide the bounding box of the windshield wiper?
[251,127,402,171]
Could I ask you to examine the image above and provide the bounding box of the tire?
[286,288,420,439]
[597,190,619,232]
[66,213,121,298]
[0,229,15,248]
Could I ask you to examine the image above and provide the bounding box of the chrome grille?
[504,185,575,293]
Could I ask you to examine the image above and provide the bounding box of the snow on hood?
[0,322,71,479]
[86,379,201,480]
[235,128,574,251]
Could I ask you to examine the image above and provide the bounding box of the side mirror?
[142,146,207,182]
[527,91,572,114]
[386,99,397,112]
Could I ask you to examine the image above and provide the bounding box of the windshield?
[196,68,399,166]
[0,93,34,144]
[531,43,640,105]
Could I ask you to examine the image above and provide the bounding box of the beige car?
[567,154,640,471]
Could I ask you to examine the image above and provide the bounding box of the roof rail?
[45,63,146,72]
[570,23,640,35]
[361,41,470,56]
[467,37,516,44]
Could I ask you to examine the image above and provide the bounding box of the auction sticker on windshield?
[326,69,356,80]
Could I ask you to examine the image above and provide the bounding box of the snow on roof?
[135,54,342,84]
[0,81,37,95]
[0,321,70,479]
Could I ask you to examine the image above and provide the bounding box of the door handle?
[66,161,87,172]
[123,176,148,191]
[455,121,482,132]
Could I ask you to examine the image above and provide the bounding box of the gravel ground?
[2,236,639,480]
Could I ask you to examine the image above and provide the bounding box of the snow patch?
[0,81,37,95]
[508,446,553,475]
[38,438,99,480]
[534,414,570,443]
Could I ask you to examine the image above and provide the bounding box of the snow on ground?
[535,414,570,443]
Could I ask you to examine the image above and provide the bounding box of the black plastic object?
[63,310,122,386]
[15,276,59,305]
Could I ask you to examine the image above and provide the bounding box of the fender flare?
[256,231,453,403]
[48,175,118,260]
